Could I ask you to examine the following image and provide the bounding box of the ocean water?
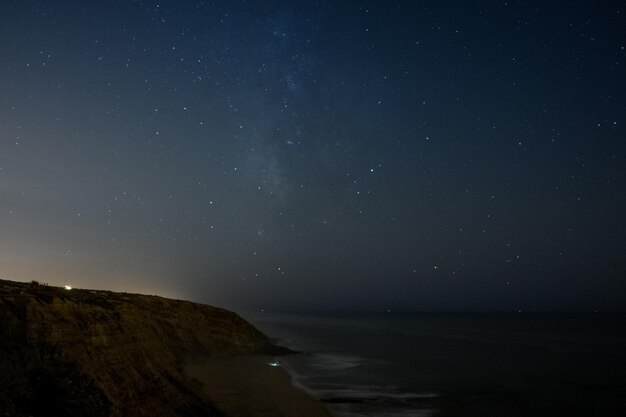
[243,312,626,417]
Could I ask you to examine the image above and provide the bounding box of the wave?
[319,386,439,417]
[309,353,365,371]
[331,409,435,417]
[320,388,439,402]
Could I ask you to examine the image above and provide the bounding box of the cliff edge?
[0,279,288,417]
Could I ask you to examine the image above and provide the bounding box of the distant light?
[64,285,72,290]
[268,360,280,367]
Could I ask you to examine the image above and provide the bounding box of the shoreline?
[184,354,333,417]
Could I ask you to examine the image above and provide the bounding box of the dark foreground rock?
[0,279,286,417]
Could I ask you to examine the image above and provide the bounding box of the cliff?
[0,279,288,417]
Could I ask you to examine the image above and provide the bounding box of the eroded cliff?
[0,279,284,417]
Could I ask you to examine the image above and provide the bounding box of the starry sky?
[1,1,625,311]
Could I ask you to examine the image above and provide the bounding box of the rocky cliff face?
[0,279,282,417]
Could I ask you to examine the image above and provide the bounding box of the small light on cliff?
[268,360,280,367]
[64,285,72,290]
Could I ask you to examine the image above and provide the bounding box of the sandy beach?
[185,355,332,417]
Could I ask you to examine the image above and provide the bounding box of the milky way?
[1,1,625,311]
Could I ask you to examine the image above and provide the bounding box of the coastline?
[0,278,331,417]
[185,354,332,417]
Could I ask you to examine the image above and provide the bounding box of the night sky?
[1,1,625,311]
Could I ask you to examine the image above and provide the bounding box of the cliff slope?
[0,279,284,417]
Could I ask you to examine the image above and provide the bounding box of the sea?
[242,312,626,417]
